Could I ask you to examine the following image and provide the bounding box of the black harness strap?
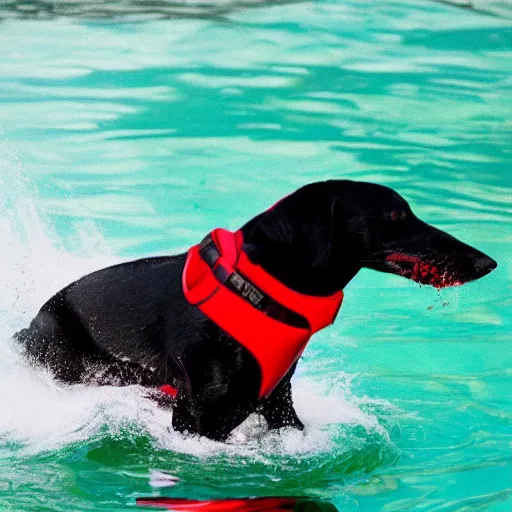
[199,235,309,329]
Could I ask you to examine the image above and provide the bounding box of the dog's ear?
[250,209,297,246]
[329,195,368,261]
[241,209,298,267]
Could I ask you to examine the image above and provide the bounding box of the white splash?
[149,470,180,488]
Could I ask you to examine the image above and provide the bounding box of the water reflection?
[0,0,301,21]
[1,0,510,21]
[136,496,339,511]
[432,0,512,18]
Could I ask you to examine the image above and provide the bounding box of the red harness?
[164,228,343,399]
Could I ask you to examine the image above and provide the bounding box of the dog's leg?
[171,395,256,441]
[171,396,203,437]
[258,368,304,431]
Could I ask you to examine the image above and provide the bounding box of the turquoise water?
[0,0,511,510]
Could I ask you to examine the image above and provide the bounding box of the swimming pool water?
[0,0,511,510]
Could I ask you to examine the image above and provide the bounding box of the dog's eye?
[390,211,407,221]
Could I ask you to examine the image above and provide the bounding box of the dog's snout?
[473,255,497,277]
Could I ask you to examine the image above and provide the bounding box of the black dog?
[16,180,496,440]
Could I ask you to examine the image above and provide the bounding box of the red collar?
[180,228,343,398]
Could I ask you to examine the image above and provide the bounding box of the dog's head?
[329,180,496,288]
[243,180,496,292]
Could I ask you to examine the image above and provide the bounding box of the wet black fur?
[15,180,496,440]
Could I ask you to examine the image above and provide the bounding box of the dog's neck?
[240,220,360,296]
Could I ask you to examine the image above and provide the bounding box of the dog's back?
[17,254,195,385]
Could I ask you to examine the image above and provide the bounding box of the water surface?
[0,0,511,510]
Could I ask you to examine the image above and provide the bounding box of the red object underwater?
[136,496,338,511]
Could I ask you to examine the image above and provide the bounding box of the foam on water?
[0,144,392,460]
